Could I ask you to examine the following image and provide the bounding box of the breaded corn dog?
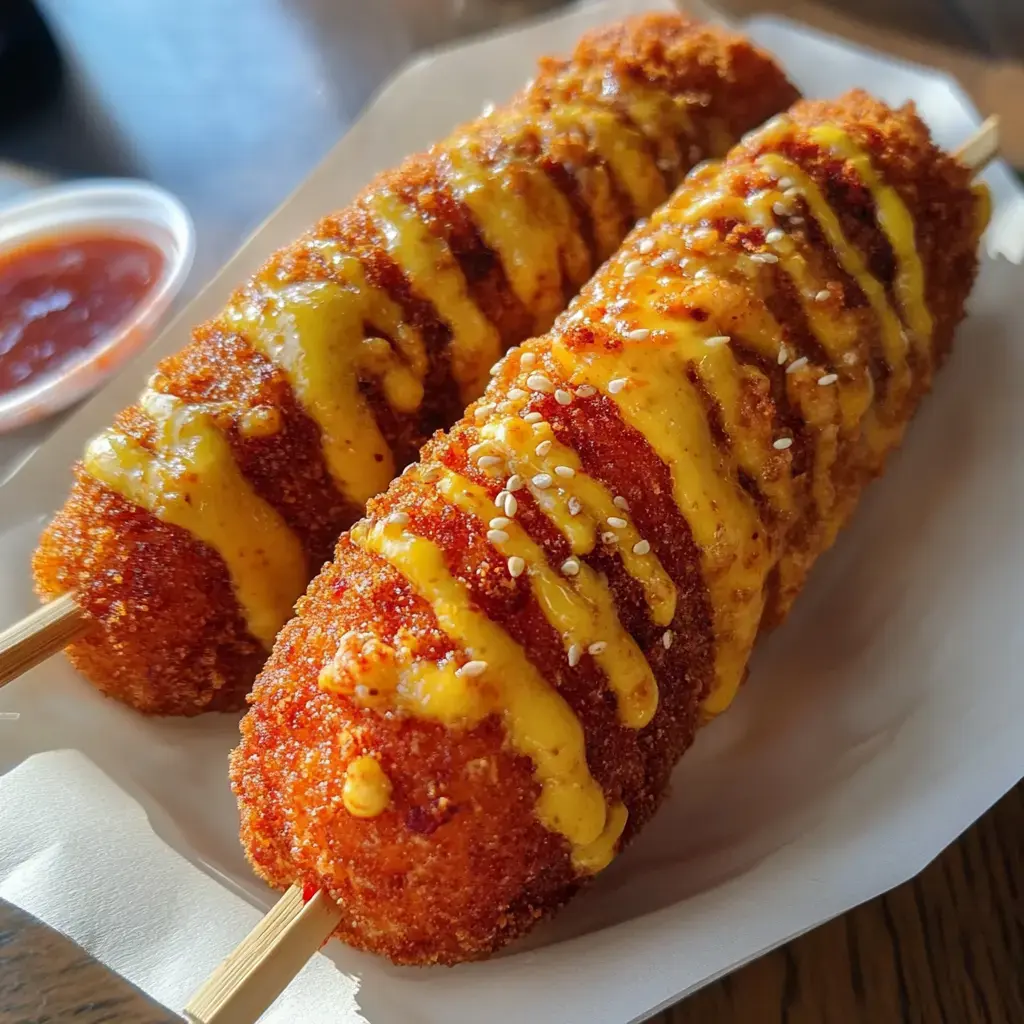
[32,14,797,715]
[231,90,988,965]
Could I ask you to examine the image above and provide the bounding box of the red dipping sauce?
[0,233,164,396]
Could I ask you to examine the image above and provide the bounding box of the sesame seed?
[527,373,554,393]
[503,493,518,517]
[756,252,780,264]
[602,531,619,544]
[496,402,512,414]
[420,464,442,482]
[507,388,527,400]
[487,529,510,544]
[624,259,644,277]
[815,289,830,302]
[613,495,629,511]
[535,440,553,457]
[477,455,503,469]
[626,328,651,341]
[772,201,788,216]
[784,186,800,198]
[468,442,487,456]
[532,473,553,489]
[520,352,536,368]
[567,644,582,668]
[567,496,582,516]
[555,388,573,406]
[705,335,730,347]
[474,403,495,421]
[632,539,651,555]
[638,238,655,254]
[562,557,580,576]
[662,630,674,650]
[458,660,488,677]
[786,356,809,374]
[636,218,649,230]
[522,411,543,424]
[507,556,525,578]
[778,176,793,189]
[790,216,804,225]
[576,384,597,398]
[818,373,839,386]
[608,377,629,394]
[490,361,503,375]
[773,437,793,450]
[777,346,788,365]
[588,641,608,655]
[765,228,785,245]
[607,516,628,529]
[554,465,575,478]
[387,512,409,526]
[506,474,524,492]
[489,517,510,529]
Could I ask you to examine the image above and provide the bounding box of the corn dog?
[231,90,989,965]
[31,14,797,716]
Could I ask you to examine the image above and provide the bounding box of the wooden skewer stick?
[179,115,1002,1024]
[954,114,999,172]
[0,593,88,687]
[184,886,344,1024]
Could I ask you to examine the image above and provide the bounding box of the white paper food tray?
[1,2,1022,1022]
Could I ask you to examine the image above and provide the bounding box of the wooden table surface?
[2,2,1023,1023]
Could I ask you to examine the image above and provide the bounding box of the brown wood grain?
[659,782,1023,1024]
[0,899,179,1023]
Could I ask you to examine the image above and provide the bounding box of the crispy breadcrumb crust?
[231,91,981,964]
[32,15,797,716]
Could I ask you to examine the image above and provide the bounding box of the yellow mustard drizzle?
[571,800,629,874]
[343,755,393,818]
[550,330,771,718]
[84,390,307,647]
[809,125,934,354]
[443,135,590,333]
[352,517,611,856]
[479,417,676,627]
[434,468,659,729]
[545,105,668,218]
[758,154,912,417]
[225,258,428,505]
[366,190,501,403]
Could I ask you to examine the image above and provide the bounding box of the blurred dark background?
[0,0,1021,281]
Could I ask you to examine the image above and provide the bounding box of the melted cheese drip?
[444,136,590,332]
[480,417,676,627]
[84,390,307,647]
[352,517,610,855]
[343,755,392,818]
[434,468,658,728]
[367,190,501,403]
[226,258,428,505]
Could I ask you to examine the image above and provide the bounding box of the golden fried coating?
[232,90,986,964]
[32,14,797,716]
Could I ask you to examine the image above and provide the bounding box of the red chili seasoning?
[0,233,163,395]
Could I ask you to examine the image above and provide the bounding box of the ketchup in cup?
[0,233,164,395]
[0,179,193,432]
